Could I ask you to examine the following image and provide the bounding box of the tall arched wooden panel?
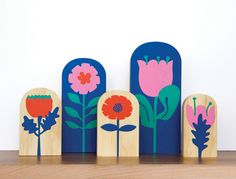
[130,42,181,155]
[62,58,106,153]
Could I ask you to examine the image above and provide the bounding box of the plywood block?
[130,42,181,155]
[183,94,217,158]
[19,88,61,156]
[97,90,139,157]
[62,58,106,153]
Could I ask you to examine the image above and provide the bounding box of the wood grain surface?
[0,151,236,178]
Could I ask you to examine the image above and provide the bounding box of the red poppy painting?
[100,94,136,157]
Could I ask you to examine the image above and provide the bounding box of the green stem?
[193,97,197,116]
[153,96,158,154]
[206,102,212,116]
[82,95,86,153]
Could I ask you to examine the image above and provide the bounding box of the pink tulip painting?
[137,57,173,97]
[136,56,180,154]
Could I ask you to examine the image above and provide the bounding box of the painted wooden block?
[183,94,217,158]
[130,42,181,155]
[19,88,61,156]
[97,90,139,157]
[62,58,106,153]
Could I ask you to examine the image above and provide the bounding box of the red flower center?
[113,103,123,113]
[77,72,91,85]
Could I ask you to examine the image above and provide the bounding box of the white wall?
[0,0,235,150]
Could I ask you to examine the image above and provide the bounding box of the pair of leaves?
[65,93,100,129]
[67,93,100,109]
[64,106,97,121]
[22,107,60,135]
[136,85,180,128]
[65,120,97,129]
[101,123,136,132]
[65,93,99,120]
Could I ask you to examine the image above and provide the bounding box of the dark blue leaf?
[119,125,136,132]
[101,123,118,131]
[22,116,37,134]
[41,107,60,131]
[191,114,212,158]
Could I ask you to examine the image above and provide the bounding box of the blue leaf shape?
[41,107,60,131]
[101,123,118,131]
[22,116,37,134]
[119,125,136,132]
[191,114,211,158]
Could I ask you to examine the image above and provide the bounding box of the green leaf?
[86,120,97,129]
[140,105,153,128]
[65,120,81,129]
[135,94,154,128]
[67,93,81,104]
[64,106,82,121]
[156,85,180,120]
[86,107,97,117]
[87,96,100,108]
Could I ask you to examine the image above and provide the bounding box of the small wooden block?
[183,94,217,158]
[19,88,61,156]
[62,58,106,153]
[97,90,139,157]
[130,42,181,155]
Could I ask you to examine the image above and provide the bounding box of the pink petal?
[72,65,82,75]
[186,105,195,128]
[137,60,146,68]
[80,63,91,73]
[68,73,77,84]
[89,65,98,75]
[207,106,215,126]
[70,83,80,93]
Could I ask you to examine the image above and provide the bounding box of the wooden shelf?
[0,151,236,178]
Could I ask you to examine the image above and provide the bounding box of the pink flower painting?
[136,56,180,154]
[68,63,100,95]
[65,62,102,153]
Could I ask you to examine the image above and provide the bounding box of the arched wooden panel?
[19,88,61,156]
[97,90,139,157]
[183,94,217,158]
